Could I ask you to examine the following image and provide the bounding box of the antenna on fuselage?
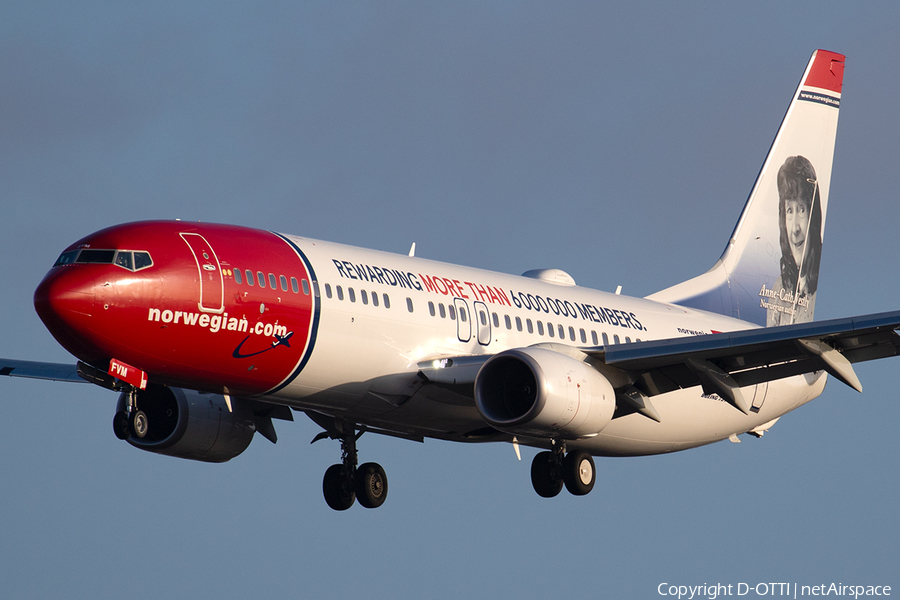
[408,242,416,257]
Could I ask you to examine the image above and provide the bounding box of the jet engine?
[474,347,616,439]
[115,384,256,463]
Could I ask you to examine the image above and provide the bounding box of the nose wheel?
[112,388,149,440]
[113,411,130,440]
[313,419,389,511]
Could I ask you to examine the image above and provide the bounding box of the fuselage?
[34,220,826,456]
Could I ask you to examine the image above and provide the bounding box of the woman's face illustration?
[784,197,809,268]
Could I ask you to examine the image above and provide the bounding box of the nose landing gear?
[112,387,148,440]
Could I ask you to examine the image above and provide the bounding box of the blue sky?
[1,2,899,598]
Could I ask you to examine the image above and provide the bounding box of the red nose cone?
[34,266,100,362]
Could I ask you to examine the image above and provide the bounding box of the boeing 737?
[4,49,899,511]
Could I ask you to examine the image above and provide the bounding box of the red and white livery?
[5,50,900,511]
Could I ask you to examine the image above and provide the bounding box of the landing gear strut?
[530,440,596,498]
[313,419,388,511]
[112,387,148,440]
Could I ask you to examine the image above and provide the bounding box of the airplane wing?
[0,358,130,391]
[10,311,900,417]
[594,310,900,396]
[419,310,900,415]
[0,359,85,383]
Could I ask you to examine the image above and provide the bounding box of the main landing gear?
[530,440,596,498]
[112,388,148,440]
[312,420,388,511]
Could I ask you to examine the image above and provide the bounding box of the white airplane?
[4,49,898,511]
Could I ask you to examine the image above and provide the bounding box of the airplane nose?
[34,266,99,359]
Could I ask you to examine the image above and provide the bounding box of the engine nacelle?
[116,384,256,463]
[475,347,616,439]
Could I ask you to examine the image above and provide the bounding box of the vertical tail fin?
[648,50,845,327]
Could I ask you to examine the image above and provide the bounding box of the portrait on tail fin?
[764,156,823,325]
[646,50,843,328]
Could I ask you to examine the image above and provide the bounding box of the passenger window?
[527,319,534,334]
[257,271,266,288]
[492,313,499,327]
[559,324,566,339]
[448,306,456,320]
[325,283,333,298]
[428,302,436,317]
[349,288,356,302]
[281,275,289,291]
[602,332,609,345]
[134,252,153,270]
[625,336,631,343]
[372,292,379,307]
[290,277,299,293]
[406,298,414,313]
[313,281,320,297]
[361,290,368,305]
[614,334,620,344]
[505,315,512,330]
[268,273,277,289]
[580,329,587,343]
[569,326,576,341]
[591,331,598,345]
[337,286,344,301]
[547,323,554,338]
[515,316,522,332]
[246,270,254,286]
[439,304,446,318]
[114,251,133,270]
[479,311,487,326]
[233,269,243,284]
[383,294,390,309]
[302,279,310,295]
[459,308,467,322]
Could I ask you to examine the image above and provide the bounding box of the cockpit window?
[76,249,116,264]
[53,250,79,267]
[56,249,153,272]
[115,252,133,270]
[133,252,153,270]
